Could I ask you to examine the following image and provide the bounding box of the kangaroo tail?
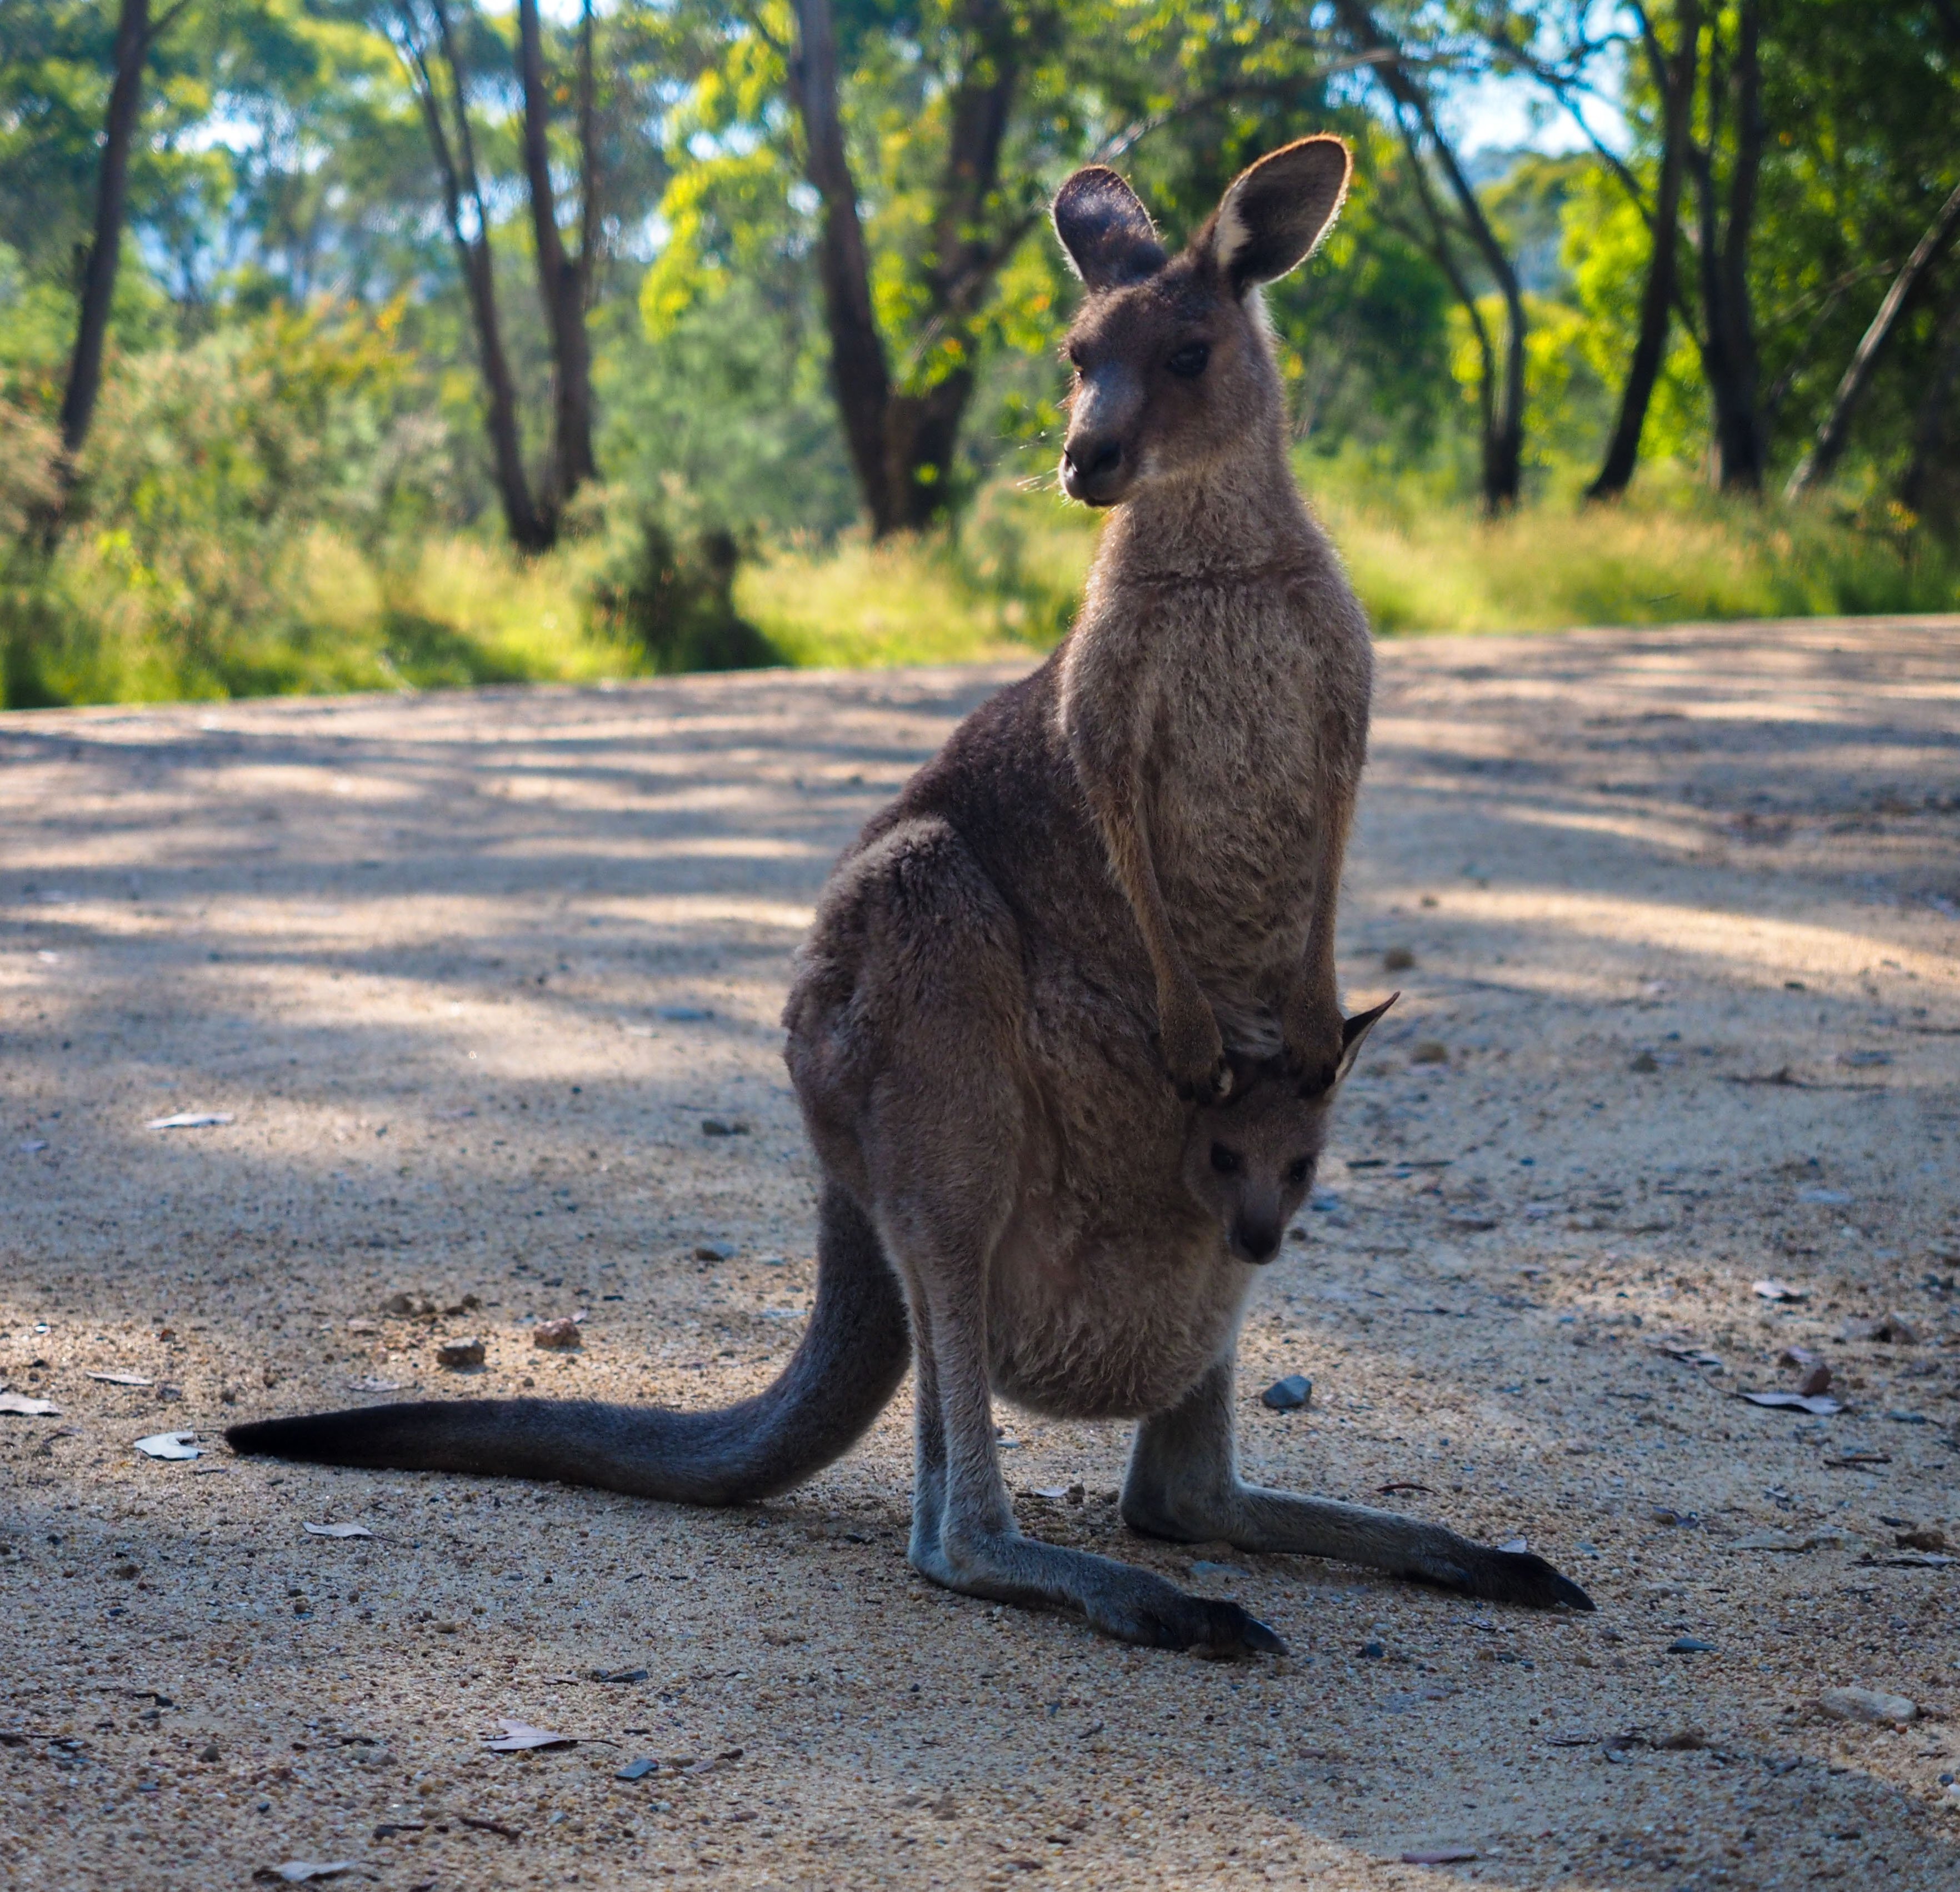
[225,1185,909,1505]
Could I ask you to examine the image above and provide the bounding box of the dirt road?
[3,617,1958,1891]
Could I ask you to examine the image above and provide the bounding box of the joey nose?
[1234,1219,1282,1264]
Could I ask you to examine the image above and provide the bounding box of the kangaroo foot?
[1401,1541,1595,1611]
[920,1529,1286,1655]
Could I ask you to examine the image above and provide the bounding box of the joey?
[229,143,1591,1654]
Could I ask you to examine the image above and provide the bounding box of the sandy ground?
[3,616,1959,1892]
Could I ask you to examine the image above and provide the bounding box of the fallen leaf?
[457,1815,522,1841]
[1728,1528,1851,1553]
[252,1864,368,1884]
[146,1111,234,1131]
[0,1394,62,1417]
[87,1371,152,1387]
[1860,1550,1957,1569]
[1656,1341,1723,1370]
[133,1431,199,1460]
[1819,1686,1918,1725]
[303,1522,374,1540]
[1667,1636,1717,1653]
[484,1719,575,1752]
[591,1668,647,1684]
[1826,1451,1889,1467]
[1401,1848,1478,1865]
[1740,1390,1842,1415]
[1752,1278,1808,1302]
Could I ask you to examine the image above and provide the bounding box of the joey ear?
[1334,991,1398,1086]
[1053,166,1167,290]
[1209,135,1352,291]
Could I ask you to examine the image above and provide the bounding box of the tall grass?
[5,407,1956,711]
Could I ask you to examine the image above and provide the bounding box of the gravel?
[4,617,1959,1888]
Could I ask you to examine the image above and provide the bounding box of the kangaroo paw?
[1402,1545,1594,1611]
[1094,1586,1287,1656]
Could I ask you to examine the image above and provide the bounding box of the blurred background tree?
[2,0,1956,707]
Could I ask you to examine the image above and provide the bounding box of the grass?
[4,466,1955,711]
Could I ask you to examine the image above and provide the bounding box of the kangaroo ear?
[1209,136,1352,291]
[1334,991,1398,1086]
[1053,166,1167,290]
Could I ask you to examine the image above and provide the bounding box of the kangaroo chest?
[1076,575,1369,1007]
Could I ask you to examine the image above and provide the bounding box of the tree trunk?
[1334,0,1527,510]
[1786,177,1960,500]
[1587,0,1698,501]
[517,0,598,507]
[1899,293,1960,532]
[789,0,898,535]
[57,0,151,464]
[1692,0,1767,492]
[397,0,553,551]
[788,0,1026,535]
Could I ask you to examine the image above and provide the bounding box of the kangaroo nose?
[1235,1219,1282,1264]
[1062,435,1123,495]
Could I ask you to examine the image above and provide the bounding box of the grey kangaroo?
[230,138,1592,1653]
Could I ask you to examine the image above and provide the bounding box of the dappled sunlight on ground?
[2,624,1957,1889]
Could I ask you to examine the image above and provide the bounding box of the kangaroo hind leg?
[1123,1354,1593,1611]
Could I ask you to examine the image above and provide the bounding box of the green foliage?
[3,0,1958,712]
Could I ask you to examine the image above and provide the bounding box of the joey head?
[228,145,1593,1657]
[1185,1002,1394,1264]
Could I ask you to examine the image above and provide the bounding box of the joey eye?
[1167,342,1210,378]
[1287,1157,1312,1186]
[1209,1143,1240,1175]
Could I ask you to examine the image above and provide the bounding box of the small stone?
[700,1120,749,1137]
[1667,1636,1716,1653]
[436,1339,485,1370]
[1066,1482,1086,1506]
[1382,946,1416,972]
[532,1319,582,1351]
[384,1292,437,1318]
[1841,1312,1918,1344]
[616,1756,658,1781]
[1630,1051,1659,1074]
[1797,1362,1833,1397]
[200,1744,221,1763]
[1410,1040,1449,1065]
[694,1242,736,1262]
[1358,1640,1385,1659]
[1819,1686,1918,1725]
[1261,1374,1312,1411]
[1896,1528,1948,1552]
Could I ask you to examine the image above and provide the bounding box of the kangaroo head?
[1051,136,1352,508]
[1182,996,1396,1264]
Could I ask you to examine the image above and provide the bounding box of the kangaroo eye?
[1167,342,1210,378]
[1287,1158,1311,1186]
[1209,1143,1240,1175]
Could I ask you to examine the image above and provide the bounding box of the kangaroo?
[229,139,1593,1652]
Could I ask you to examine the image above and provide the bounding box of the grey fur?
[228,142,1593,1649]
